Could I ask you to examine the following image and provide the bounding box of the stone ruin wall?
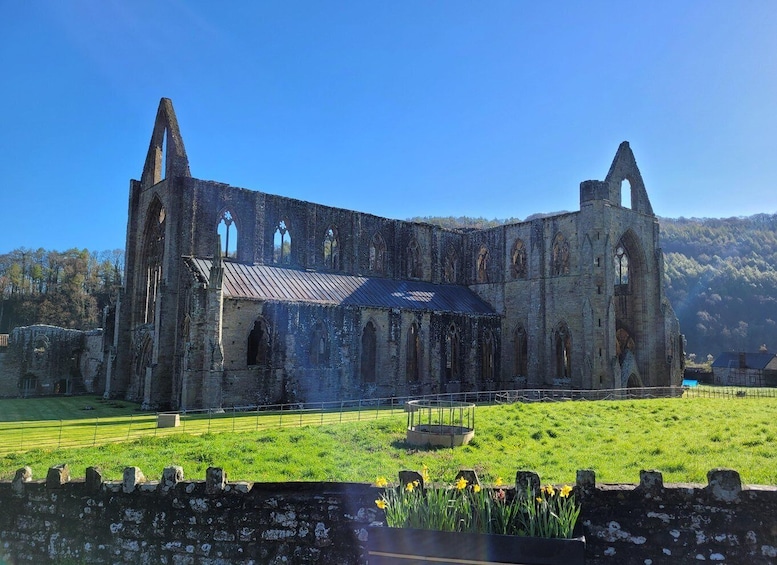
[1,465,776,564]
[0,325,105,399]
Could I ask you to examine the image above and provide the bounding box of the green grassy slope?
[1,396,775,487]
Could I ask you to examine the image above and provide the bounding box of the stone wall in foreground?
[1,465,776,564]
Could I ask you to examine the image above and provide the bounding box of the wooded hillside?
[660,215,777,359]
[0,248,123,333]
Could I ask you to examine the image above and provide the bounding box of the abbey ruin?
[1,99,683,408]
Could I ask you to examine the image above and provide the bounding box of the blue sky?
[2,1,776,251]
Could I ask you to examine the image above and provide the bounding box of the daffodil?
[375,476,388,488]
[544,484,555,497]
[536,496,543,503]
[560,485,573,498]
[375,499,387,509]
[406,481,415,492]
[495,477,504,487]
[422,465,430,484]
[455,477,468,490]
[473,484,481,493]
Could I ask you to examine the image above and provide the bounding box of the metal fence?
[1,385,774,455]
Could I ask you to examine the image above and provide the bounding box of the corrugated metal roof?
[186,258,497,315]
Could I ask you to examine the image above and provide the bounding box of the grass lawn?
[0,395,140,422]
[1,395,776,487]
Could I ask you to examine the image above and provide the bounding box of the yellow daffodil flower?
[495,477,504,487]
[544,484,555,496]
[375,477,388,488]
[560,485,573,498]
[473,484,481,493]
[406,481,415,492]
[455,477,468,490]
[422,465,430,484]
[536,496,543,503]
[375,499,387,509]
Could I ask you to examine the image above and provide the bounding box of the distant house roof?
[185,258,498,316]
[711,352,777,371]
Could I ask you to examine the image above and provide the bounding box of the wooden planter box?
[367,527,585,565]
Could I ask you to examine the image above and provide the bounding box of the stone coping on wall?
[3,464,777,564]
[5,463,775,502]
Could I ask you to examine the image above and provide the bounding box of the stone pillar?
[85,466,103,494]
[46,464,70,489]
[515,470,540,494]
[707,468,741,502]
[123,466,146,493]
[206,467,227,494]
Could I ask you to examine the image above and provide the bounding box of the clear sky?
[2,1,776,252]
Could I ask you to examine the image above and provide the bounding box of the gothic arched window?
[511,239,527,278]
[443,323,460,381]
[514,325,528,377]
[361,321,377,383]
[406,322,421,382]
[369,232,386,275]
[273,220,291,265]
[247,318,271,367]
[443,247,458,283]
[217,209,238,258]
[309,321,329,367]
[476,245,489,283]
[554,324,572,379]
[551,233,570,276]
[139,198,166,324]
[323,226,340,270]
[407,238,421,279]
[614,244,629,292]
[481,329,495,381]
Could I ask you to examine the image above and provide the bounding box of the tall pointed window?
[481,329,495,381]
[443,247,458,283]
[554,324,572,379]
[511,239,527,279]
[309,321,329,367]
[247,318,271,367]
[361,321,377,383]
[139,199,166,324]
[551,233,570,276]
[369,232,386,275]
[476,245,489,283]
[514,325,528,377]
[614,244,629,293]
[217,210,237,258]
[273,220,291,265]
[323,226,340,270]
[443,324,460,381]
[406,322,421,382]
[407,238,421,279]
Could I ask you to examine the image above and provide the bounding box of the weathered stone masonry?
[2,466,776,564]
